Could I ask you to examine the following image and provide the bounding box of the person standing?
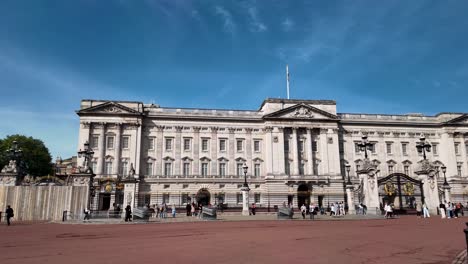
[309,204,315,220]
[171,204,176,218]
[416,202,422,217]
[191,202,196,217]
[186,202,191,216]
[300,204,307,219]
[423,203,430,218]
[251,203,256,216]
[446,202,452,219]
[83,208,91,221]
[439,202,446,219]
[5,205,14,226]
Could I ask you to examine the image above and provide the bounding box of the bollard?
[62,210,67,222]
[0,211,2,222]
[464,222,468,253]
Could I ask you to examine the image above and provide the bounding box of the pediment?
[77,102,143,116]
[263,103,338,120]
[445,114,468,125]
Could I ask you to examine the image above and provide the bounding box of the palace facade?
[76,98,468,211]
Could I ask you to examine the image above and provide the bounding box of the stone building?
[76,99,468,212]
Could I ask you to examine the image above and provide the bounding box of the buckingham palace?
[76,98,468,213]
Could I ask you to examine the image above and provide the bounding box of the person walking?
[125,205,132,222]
[300,204,307,219]
[416,202,422,217]
[309,203,315,220]
[83,208,90,221]
[186,202,191,216]
[191,202,196,217]
[5,205,14,226]
[171,204,176,218]
[423,203,430,218]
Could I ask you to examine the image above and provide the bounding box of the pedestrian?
[251,203,256,215]
[340,201,345,215]
[439,202,446,219]
[416,202,422,217]
[5,205,14,226]
[300,204,307,219]
[186,202,191,216]
[171,204,176,218]
[198,203,203,218]
[309,203,315,220]
[446,202,452,219]
[83,208,90,221]
[191,202,196,217]
[125,205,132,222]
[423,203,430,218]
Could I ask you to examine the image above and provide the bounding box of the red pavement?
[0,216,466,264]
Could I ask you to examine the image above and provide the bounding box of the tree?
[0,134,53,176]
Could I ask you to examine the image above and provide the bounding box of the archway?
[196,188,211,206]
[297,183,310,208]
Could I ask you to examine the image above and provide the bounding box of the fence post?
[0,212,2,222]
[464,222,468,253]
[62,210,67,222]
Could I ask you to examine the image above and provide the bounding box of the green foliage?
[0,134,53,177]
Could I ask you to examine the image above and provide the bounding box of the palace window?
[164,162,172,176]
[386,143,392,154]
[284,139,290,152]
[236,193,242,204]
[105,161,112,175]
[299,162,305,175]
[183,138,191,151]
[148,138,154,150]
[354,143,361,154]
[91,161,97,174]
[201,163,208,176]
[219,184,225,189]
[217,193,225,204]
[146,162,153,176]
[254,193,261,204]
[165,138,173,151]
[236,139,244,152]
[202,139,209,151]
[181,194,189,204]
[91,135,99,149]
[369,143,376,154]
[404,165,409,175]
[388,165,394,174]
[432,143,438,155]
[313,163,319,175]
[162,194,170,204]
[219,139,227,151]
[106,136,114,149]
[122,136,130,149]
[183,184,189,189]
[254,140,261,152]
[312,141,318,152]
[457,163,463,177]
[183,163,190,176]
[236,163,244,176]
[285,161,291,175]
[254,164,261,177]
[121,161,128,176]
[402,143,408,156]
[455,143,460,155]
[219,163,226,176]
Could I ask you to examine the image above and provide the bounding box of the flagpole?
[286,65,290,99]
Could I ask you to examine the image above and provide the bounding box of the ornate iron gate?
[378,173,424,213]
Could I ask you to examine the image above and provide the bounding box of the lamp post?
[77,141,96,210]
[441,165,451,203]
[345,164,352,185]
[416,135,431,160]
[357,135,373,159]
[241,163,250,216]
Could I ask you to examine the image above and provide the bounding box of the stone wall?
[0,186,89,221]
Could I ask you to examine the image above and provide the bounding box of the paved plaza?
[1,216,467,264]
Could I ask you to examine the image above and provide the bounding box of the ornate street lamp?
[416,135,431,160]
[357,135,373,159]
[442,166,449,187]
[6,140,25,184]
[242,163,249,188]
[345,164,352,185]
[77,141,95,174]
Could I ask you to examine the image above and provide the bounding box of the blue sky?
[0,0,467,159]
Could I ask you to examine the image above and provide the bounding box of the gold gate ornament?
[403,182,415,196]
[384,182,396,196]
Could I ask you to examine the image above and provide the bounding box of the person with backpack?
[5,205,14,226]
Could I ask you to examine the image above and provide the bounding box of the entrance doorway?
[196,188,211,206]
[297,184,310,208]
[318,195,324,208]
[100,193,111,210]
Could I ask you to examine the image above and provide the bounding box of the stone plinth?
[442,185,451,203]
[241,186,250,216]
[357,159,380,215]
[0,173,17,186]
[346,184,355,214]
[415,160,440,215]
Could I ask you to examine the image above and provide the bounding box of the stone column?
[174,126,183,175]
[275,127,286,175]
[134,122,142,177]
[359,170,379,214]
[443,185,451,203]
[156,126,164,175]
[113,123,122,176]
[319,128,329,175]
[210,127,219,175]
[122,180,137,219]
[245,128,253,173]
[291,127,299,176]
[264,127,274,176]
[98,123,106,175]
[241,186,250,216]
[306,128,314,175]
[228,127,236,175]
[193,127,201,175]
[346,184,355,214]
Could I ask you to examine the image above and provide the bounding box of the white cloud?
[215,6,236,34]
[247,6,267,32]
